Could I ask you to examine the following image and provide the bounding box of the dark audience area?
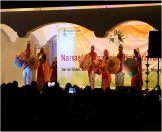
[1,81,161,131]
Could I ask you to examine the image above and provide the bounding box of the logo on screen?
[63,28,66,36]
[108,28,125,44]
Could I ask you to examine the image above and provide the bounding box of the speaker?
[148,31,161,58]
[115,86,134,92]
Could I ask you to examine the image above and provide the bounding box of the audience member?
[1,81,161,131]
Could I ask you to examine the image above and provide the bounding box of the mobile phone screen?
[48,82,55,87]
[69,88,76,94]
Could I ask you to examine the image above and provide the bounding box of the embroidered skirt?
[131,72,142,92]
[50,69,57,82]
[37,64,45,91]
[102,71,110,91]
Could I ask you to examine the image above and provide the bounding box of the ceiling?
[1,1,161,9]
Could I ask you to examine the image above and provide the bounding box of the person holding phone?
[37,47,50,91]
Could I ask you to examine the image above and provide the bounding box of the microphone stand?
[145,51,150,93]
[153,57,161,92]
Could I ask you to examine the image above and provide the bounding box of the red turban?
[119,44,123,49]
[27,41,31,46]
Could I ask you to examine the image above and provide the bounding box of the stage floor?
[60,87,154,91]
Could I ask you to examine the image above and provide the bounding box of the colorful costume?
[23,48,32,85]
[88,52,97,90]
[115,51,125,86]
[101,49,111,91]
[49,57,57,82]
[37,47,50,91]
[131,48,143,92]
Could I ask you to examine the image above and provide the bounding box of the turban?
[91,45,95,49]
[119,44,123,49]
[27,41,31,46]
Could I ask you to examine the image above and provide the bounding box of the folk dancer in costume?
[37,47,50,91]
[131,48,143,92]
[88,45,97,90]
[101,49,111,91]
[49,57,57,82]
[115,44,125,86]
[23,41,33,85]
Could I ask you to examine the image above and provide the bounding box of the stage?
[0,4,161,89]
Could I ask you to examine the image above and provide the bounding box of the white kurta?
[89,70,96,90]
[115,71,124,86]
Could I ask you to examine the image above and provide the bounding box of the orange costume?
[101,49,111,91]
[49,57,57,82]
[37,47,50,91]
[131,48,143,92]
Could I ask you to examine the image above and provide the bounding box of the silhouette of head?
[65,83,72,91]
[13,81,18,88]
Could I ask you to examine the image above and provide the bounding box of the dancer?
[23,41,32,85]
[101,49,111,91]
[115,44,125,86]
[88,45,97,90]
[49,57,57,82]
[131,48,143,92]
[37,47,50,91]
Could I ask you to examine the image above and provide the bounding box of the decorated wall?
[57,21,161,88]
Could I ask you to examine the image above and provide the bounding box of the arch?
[29,22,91,46]
[103,20,156,46]
[1,29,11,41]
[108,20,156,32]
[1,20,157,46]
[47,34,57,44]
[0,24,18,42]
[92,20,157,39]
[1,22,92,46]
[1,5,161,38]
